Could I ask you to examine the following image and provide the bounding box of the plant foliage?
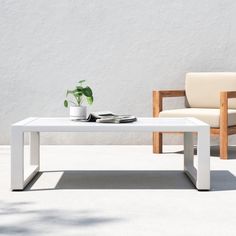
[64,80,94,107]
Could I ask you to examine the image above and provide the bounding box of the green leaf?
[83,86,93,97]
[86,96,93,105]
[66,89,77,97]
[64,100,68,108]
[74,91,82,97]
[78,80,86,84]
[76,86,83,91]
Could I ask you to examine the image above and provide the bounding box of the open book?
[84,111,137,123]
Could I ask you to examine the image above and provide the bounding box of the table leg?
[11,128,24,190]
[184,129,210,190]
[184,132,196,186]
[30,132,40,166]
[196,127,210,190]
[11,129,40,190]
[184,132,194,170]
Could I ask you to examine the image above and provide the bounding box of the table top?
[12,117,209,132]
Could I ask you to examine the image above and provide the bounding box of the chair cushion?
[185,72,236,109]
[159,108,236,127]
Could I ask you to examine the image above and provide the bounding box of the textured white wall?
[1,0,236,144]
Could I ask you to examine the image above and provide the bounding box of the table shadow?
[25,170,236,191]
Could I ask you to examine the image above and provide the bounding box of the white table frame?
[11,117,210,190]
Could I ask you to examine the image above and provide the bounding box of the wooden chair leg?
[220,131,228,159]
[153,132,163,153]
[220,92,228,160]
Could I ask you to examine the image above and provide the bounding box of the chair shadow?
[210,145,236,159]
[25,170,236,191]
[165,145,236,159]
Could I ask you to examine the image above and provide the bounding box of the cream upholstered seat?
[153,72,236,159]
[159,108,236,128]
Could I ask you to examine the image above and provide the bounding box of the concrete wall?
[1,0,236,144]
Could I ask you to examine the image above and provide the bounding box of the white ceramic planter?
[69,106,87,120]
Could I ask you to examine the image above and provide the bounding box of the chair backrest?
[185,72,236,109]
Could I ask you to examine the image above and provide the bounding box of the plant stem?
[77,95,81,106]
[68,100,77,106]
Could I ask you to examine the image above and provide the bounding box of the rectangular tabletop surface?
[13,117,209,132]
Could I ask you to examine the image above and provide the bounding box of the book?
[83,111,137,123]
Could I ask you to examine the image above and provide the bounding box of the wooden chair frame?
[153,90,236,159]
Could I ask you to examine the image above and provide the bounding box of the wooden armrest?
[219,91,236,159]
[153,90,185,98]
[221,91,236,99]
[153,90,185,117]
[220,91,236,114]
[220,91,236,135]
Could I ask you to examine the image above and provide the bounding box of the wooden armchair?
[153,72,236,160]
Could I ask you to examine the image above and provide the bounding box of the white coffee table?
[11,117,210,190]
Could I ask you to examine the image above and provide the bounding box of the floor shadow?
[58,170,236,191]
[210,170,236,191]
[24,172,43,190]
[24,170,236,191]
[0,201,122,235]
[22,171,195,191]
[54,170,195,190]
[164,146,236,159]
[210,145,236,159]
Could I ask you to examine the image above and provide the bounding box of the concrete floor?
[1,145,236,236]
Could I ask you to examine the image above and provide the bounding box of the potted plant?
[64,80,94,120]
